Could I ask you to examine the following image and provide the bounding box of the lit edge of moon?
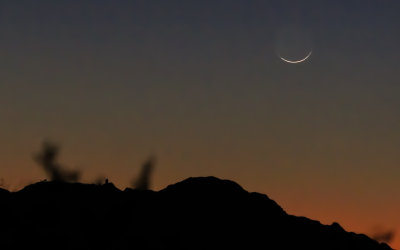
[279,50,312,64]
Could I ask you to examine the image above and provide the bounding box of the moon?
[279,50,312,64]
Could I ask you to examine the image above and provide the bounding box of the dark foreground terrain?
[0,177,392,250]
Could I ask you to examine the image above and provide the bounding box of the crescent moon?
[279,50,312,64]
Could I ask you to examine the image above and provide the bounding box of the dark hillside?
[0,177,392,250]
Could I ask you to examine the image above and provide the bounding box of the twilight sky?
[1,0,400,248]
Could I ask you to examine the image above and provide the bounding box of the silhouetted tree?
[372,228,395,244]
[34,141,80,182]
[131,156,155,190]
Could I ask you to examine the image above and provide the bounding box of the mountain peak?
[161,176,247,195]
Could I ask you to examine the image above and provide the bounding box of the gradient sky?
[1,0,400,248]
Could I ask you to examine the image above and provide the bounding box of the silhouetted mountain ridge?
[19,180,120,194]
[0,177,392,250]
